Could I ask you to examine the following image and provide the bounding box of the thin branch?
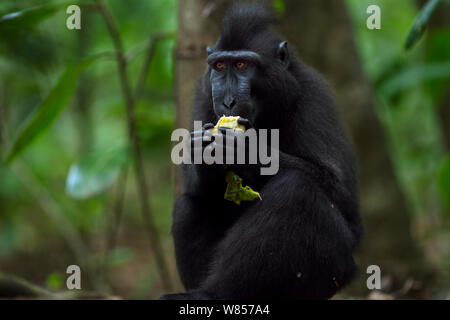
[97,164,128,294]
[109,165,128,255]
[102,164,128,287]
[135,32,174,101]
[0,272,121,299]
[0,272,55,298]
[95,0,172,291]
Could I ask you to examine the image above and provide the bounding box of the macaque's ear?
[277,41,289,69]
[206,47,213,56]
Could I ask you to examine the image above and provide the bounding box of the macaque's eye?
[214,61,226,71]
[235,61,248,70]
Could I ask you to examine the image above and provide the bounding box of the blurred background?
[0,0,448,299]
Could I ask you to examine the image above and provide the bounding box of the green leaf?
[0,1,91,29]
[66,146,129,199]
[379,62,450,98]
[4,55,105,163]
[0,2,78,70]
[0,4,62,29]
[404,0,441,50]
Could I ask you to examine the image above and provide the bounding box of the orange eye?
[215,61,226,70]
[235,61,248,70]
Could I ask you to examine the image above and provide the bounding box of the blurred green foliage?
[46,272,63,290]
[5,54,106,163]
[0,0,176,298]
[347,0,449,282]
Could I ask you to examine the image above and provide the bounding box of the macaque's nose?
[223,95,236,109]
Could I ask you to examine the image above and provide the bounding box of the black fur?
[165,2,362,300]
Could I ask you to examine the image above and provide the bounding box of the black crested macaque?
[162,2,362,300]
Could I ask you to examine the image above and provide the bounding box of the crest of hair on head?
[217,2,277,51]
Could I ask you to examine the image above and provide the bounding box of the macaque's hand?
[189,122,214,161]
[210,117,255,166]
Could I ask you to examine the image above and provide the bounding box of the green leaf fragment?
[224,171,262,205]
[404,0,441,50]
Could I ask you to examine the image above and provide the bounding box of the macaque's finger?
[203,123,214,130]
[191,129,212,142]
[218,128,245,142]
[204,141,216,155]
[191,135,204,143]
[218,126,245,137]
[237,117,253,129]
[190,131,201,139]
[214,131,245,146]
[190,136,213,150]
[217,126,232,134]
[202,134,212,142]
[225,133,242,146]
[190,129,206,138]
[203,129,212,138]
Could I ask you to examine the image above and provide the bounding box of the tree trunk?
[174,0,229,197]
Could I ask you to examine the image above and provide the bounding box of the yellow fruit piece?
[211,115,246,134]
